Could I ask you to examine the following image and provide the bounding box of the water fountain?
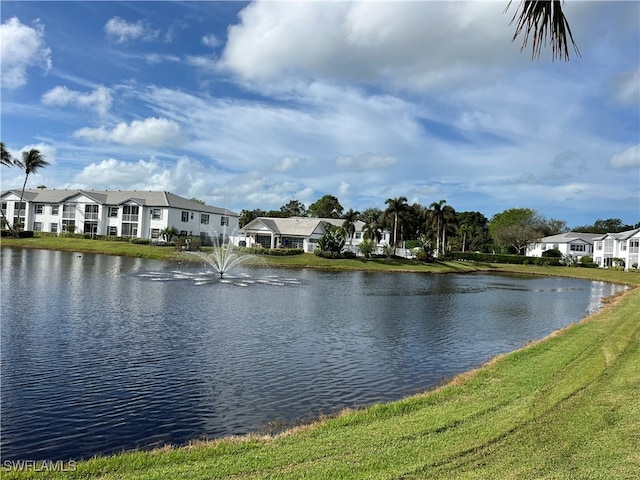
[194,235,250,278]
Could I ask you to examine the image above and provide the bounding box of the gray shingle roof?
[1,189,238,216]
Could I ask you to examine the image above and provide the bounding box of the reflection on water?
[0,248,627,461]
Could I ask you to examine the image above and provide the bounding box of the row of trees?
[241,194,613,257]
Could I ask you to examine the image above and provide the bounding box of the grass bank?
[2,238,639,479]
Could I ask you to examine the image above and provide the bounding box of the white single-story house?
[593,228,640,270]
[239,217,391,254]
[526,232,600,261]
[1,189,239,243]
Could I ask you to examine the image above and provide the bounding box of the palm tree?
[384,196,409,253]
[1,142,15,167]
[342,208,360,247]
[1,142,17,231]
[15,149,49,231]
[428,200,456,258]
[458,224,474,252]
[506,0,580,61]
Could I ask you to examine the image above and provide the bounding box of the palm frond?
[506,0,580,61]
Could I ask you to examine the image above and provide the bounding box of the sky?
[1,1,638,228]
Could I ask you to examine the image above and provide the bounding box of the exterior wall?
[527,238,593,261]
[594,232,640,270]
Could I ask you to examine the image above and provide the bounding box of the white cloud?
[42,85,113,116]
[202,34,220,49]
[335,153,397,171]
[219,1,522,91]
[338,180,350,197]
[73,117,186,147]
[104,17,158,44]
[0,17,51,89]
[275,156,302,172]
[610,144,640,169]
[614,67,640,106]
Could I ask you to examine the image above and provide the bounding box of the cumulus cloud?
[218,1,521,91]
[335,153,397,171]
[42,85,113,116]
[610,144,640,169]
[0,17,52,89]
[73,117,185,147]
[104,17,158,44]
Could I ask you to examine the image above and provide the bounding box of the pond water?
[0,248,626,461]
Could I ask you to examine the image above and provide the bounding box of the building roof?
[241,217,327,237]
[538,232,601,244]
[1,189,238,216]
[594,227,640,241]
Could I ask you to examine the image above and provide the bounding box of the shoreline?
[2,240,639,478]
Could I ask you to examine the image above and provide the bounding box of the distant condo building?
[1,189,239,243]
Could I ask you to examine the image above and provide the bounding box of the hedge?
[451,251,561,266]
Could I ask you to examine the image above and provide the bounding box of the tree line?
[240,194,639,257]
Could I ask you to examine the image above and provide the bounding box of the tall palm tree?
[0,143,17,231]
[342,208,360,247]
[15,149,49,231]
[506,0,580,61]
[458,224,474,252]
[384,196,409,253]
[428,199,456,258]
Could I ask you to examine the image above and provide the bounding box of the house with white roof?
[239,217,391,253]
[593,228,640,270]
[526,232,600,261]
[1,189,239,244]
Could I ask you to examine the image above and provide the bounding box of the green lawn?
[2,238,639,479]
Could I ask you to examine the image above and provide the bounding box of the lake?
[0,247,626,461]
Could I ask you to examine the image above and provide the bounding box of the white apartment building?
[1,189,239,243]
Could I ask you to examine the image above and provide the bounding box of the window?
[122,205,139,222]
[151,228,160,239]
[109,206,118,217]
[180,230,188,236]
[220,216,229,226]
[84,204,98,220]
[181,211,189,222]
[62,204,76,219]
[200,213,209,224]
[540,243,546,251]
[121,223,138,237]
[108,226,118,236]
[50,223,58,233]
[84,221,98,234]
[595,241,602,250]
[355,232,361,239]
[1,202,6,213]
[569,244,586,252]
[51,205,59,215]
[151,208,162,220]
[191,212,194,220]
[62,219,76,233]
[35,204,44,214]
[630,239,639,253]
[621,242,627,251]
[34,222,43,231]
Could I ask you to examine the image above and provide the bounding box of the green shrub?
[451,251,561,266]
[542,248,562,258]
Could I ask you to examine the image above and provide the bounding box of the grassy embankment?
[2,237,639,479]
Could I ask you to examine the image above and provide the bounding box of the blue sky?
[1,1,638,228]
